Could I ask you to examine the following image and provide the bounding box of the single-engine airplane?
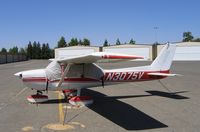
[15,43,177,105]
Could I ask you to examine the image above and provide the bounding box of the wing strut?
[56,63,72,88]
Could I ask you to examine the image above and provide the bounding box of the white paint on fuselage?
[20,69,47,91]
[19,65,161,91]
[20,68,103,91]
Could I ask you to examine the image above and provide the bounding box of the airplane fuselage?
[14,44,177,101]
[20,68,168,91]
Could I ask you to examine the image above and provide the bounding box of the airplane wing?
[147,72,182,77]
[56,52,144,64]
[46,52,143,88]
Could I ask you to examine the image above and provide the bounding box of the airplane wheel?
[27,95,48,103]
[69,96,93,106]
[62,89,77,97]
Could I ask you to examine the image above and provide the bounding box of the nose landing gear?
[27,90,48,103]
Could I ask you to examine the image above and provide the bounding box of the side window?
[66,64,83,78]
[65,63,104,79]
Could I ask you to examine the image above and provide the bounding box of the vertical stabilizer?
[151,44,176,70]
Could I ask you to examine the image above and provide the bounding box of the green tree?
[50,49,54,58]
[32,41,37,59]
[68,38,79,46]
[1,48,7,54]
[82,38,90,46]
[183,32,194,42]
[41,43,46,59]
[78,39,82,45]
[27,41,32,59]
[57,36,67,48]
[41,43,51,59]
[9,46,18,54]
[129,39,136,44]
[116,38,121,45]
[103,39,108,47]
[35,42,41,59]
[19,48,26,55]
[45,43,51,59]
[192,38,200,42]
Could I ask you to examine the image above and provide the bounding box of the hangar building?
[55,46,99,59]
[157,42,200,61]
[55,42,200,61]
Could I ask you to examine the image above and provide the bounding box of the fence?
[0,53,27,64]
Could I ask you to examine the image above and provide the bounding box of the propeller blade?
[101,75,104,88]
[45,79,49,93]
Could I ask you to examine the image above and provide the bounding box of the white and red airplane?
[15,43,177,105]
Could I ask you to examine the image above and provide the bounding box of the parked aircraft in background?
[15,43,177,106]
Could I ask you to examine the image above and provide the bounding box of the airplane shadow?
[82,89,168,130]
[146,90,189,99]
[41,98,67,104]
[43,90,189,105]
[42,89,189,130]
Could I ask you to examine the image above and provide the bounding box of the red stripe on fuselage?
[51,78,99,83]
[22,77,99,83]
[22,70,169,83]
[22,77,46,82]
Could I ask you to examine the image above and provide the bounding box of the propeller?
[45,78,49,93]
[101,75,104,88]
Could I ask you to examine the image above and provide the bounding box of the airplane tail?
[150,43,176,71]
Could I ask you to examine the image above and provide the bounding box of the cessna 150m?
[15,44,177,105]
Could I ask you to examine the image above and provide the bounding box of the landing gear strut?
[37,90,43,95]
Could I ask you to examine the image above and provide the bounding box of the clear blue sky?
[0,0,200,49]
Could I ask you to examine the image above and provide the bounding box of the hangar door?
[58,49,95,59]
[104,48,150,60]
[174,46,200,60]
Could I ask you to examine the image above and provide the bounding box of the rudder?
[151,43,176,71]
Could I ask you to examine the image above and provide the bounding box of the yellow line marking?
[58,92,64,123]
[22,126,34,131]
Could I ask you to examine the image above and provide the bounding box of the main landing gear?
[27,90,48,103]
[26,89,93,106]
[63,89,94,107]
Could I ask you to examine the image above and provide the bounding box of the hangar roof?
[103,44,152,48]
[174,42,200,46]
[55,45,99,50]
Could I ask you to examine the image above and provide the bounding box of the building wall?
[157,42,200,61]
[55,42,200,61]
[0,54,6,64]
[55,46,99,59]
[0,54,27,64]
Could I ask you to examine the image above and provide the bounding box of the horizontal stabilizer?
[148,73,182,77]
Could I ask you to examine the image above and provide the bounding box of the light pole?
[154,26,159,44]
[153,27,159,60]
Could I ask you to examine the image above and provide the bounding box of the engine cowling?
[15,69,47,91]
